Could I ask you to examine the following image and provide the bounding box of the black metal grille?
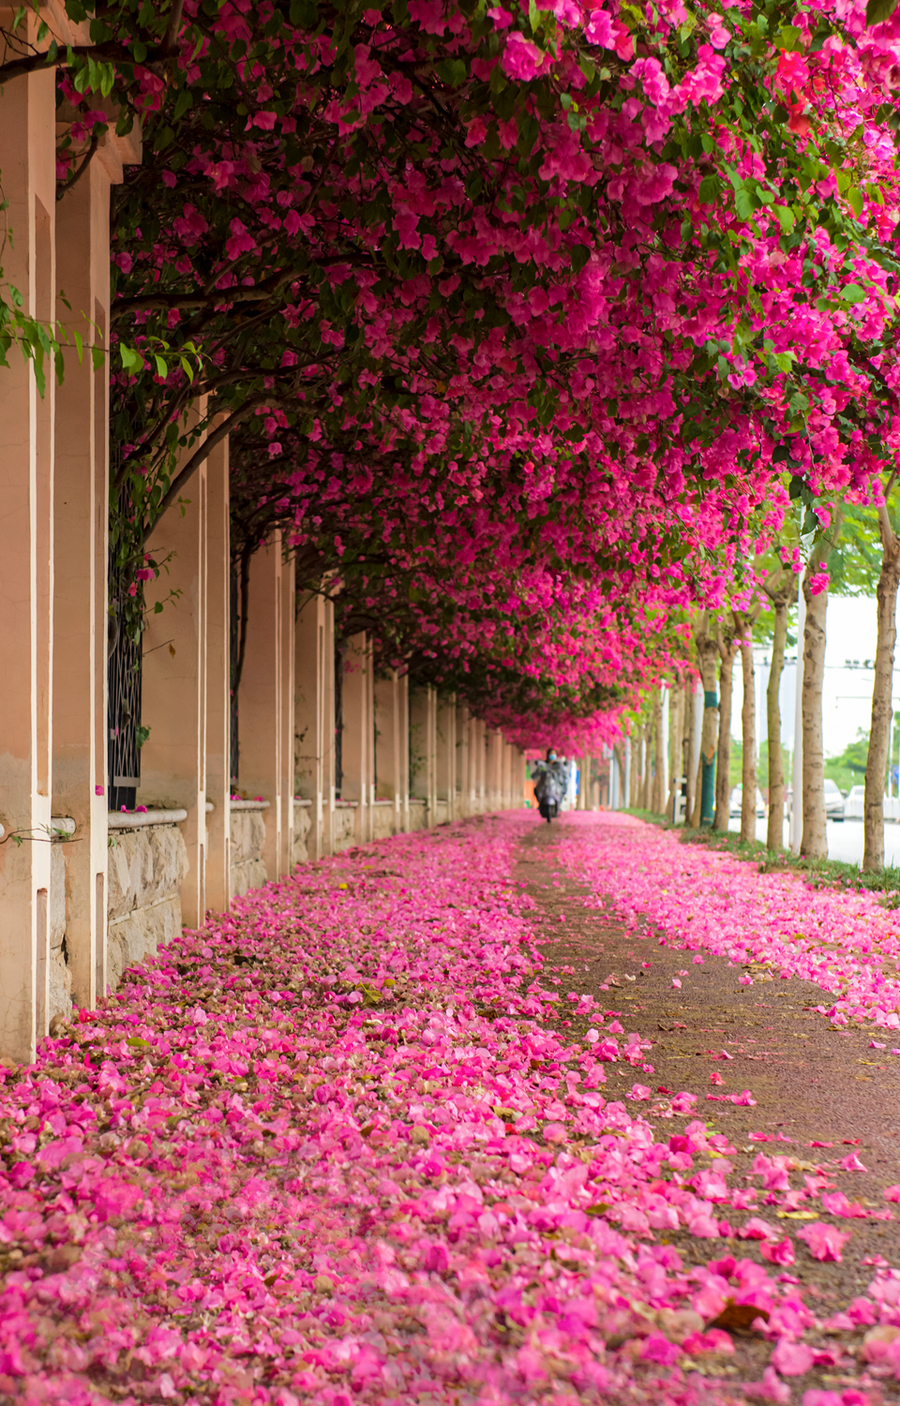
[334,645,343,797]
[107,564,142,813]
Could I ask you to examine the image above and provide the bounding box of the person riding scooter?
[531,749,567,823]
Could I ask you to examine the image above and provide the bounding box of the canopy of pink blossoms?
[39,0,900,739]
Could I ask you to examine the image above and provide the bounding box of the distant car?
[729,785,765,818]
[844,784,900,822]
[845,784,865,820]
[824,777,845,821]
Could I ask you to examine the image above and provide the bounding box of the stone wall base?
[106,824,188,989]
[292,802,312,868]
[332,806,357,853]
[231,809,267,897]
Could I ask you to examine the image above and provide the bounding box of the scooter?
[537,797,559,824]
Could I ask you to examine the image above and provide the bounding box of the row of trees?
[625,482,900,872]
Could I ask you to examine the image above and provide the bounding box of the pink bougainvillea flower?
[761,1237,795,1266]
[797,1223,852,1262]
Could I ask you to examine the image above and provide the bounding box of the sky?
[731,595,893,761]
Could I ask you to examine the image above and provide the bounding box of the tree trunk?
[640,728,651,810]
[739,617,757,844]
[800,513,842,859]
[694,618,719,827]
[668,683,684,821]
[629,730,639,807]
[713,632,738,832]
[766,596,790,852]
[684,677,697,824]
[864,504,900,872]
[652,689,665,813]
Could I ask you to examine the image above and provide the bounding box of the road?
[727,813,900,866]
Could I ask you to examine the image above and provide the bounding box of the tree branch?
[162,0,186,55]
[147,398,266,534]
[56,131,101,203]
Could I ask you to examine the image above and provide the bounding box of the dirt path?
[516,816,900,1402]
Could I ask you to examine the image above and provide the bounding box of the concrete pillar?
[0,62,57,1060]
[341,633,373,844]
[455,702,470,818]
[500,741,511,809]
[204,434,231,913]
[374,670,407,834]
[485,730,501,809]
[398,672,410,833]
[52,160,110,1008]
[141,419,210,928]
[295,592,333,860]
[279,556,295,874]
[236,533,293,880]
[436,694,456,822]
[472,718,485,812]
[410,686,435,819]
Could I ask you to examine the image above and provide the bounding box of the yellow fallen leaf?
[776,1210,819,1220]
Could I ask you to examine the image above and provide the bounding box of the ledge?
[230,799,270,812]
[50,817,76,837]
[108,808,188,830]
[372,799,393,807]
[334,799,359,809]
[293,797,312,807]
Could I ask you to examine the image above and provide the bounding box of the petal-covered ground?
[2,813,900,1406]
[559,814,900,1036]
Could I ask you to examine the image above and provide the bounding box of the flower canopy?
[9,0,900,740]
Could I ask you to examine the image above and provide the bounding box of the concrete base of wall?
[408,798,428,831]
[372,801,394,840]
[107,823,189,990]
[292,801,312,868]
[333,804,357,853]
[231,809,267,897]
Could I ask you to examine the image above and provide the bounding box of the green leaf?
[866,0,899,24]
[846,186,863,218]
[840,283,867,303]
[698,175,720,205]
[126,1035,151,1049]
[120,345,145,374]
[772,204,795,234]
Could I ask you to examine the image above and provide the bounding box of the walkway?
[2,814,900,1405]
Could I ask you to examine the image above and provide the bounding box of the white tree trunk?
[713,635,737,833]
[766,596,790,852]
[864,504,900,872]
[740,622,757,844]
[684,678,697,823]
[693,620,719,827]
